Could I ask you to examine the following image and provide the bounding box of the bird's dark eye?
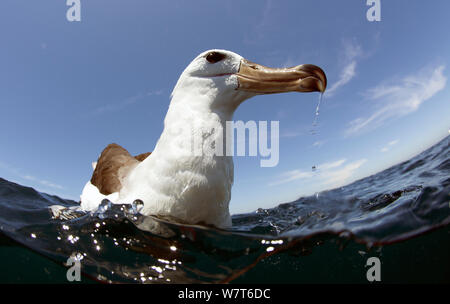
[205,52,227,64]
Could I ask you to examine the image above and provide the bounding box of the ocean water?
[0,136,449,283]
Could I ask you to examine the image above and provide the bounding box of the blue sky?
[1,0,449,214]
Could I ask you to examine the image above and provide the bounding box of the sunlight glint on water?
[0,136,449,283]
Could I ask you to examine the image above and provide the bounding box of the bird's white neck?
[122,89,236,228]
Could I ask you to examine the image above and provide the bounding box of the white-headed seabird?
[80,50,327,228]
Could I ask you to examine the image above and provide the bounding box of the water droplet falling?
[310,93,323,170]
[310,93,323,134]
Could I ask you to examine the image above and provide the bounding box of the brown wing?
[90,143,151,195]
[134,152,152,162]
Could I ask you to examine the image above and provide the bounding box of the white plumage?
[79,49,327,228]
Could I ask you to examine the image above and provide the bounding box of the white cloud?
[21,174,64,190]
[380,139,399,153]
[320,159,367,188]
[318,159,347,171]
[243,0,273,44]
[269,169,313,186]
[88,90,164,116]
[0,163,64,190]
[269,158,367,189]
[280,130,303,138]
[312,140,325,147]
[40,180,64,190]
[346,65,447,135]
[326,61,357,96]
[325,39,363,97]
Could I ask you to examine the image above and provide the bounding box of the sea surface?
[0,136,449,283]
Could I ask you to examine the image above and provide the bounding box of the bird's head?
[171,49,327,114]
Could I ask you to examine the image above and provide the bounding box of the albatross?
[79,49,326,229]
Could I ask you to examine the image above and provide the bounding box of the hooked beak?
[236,59,327,94]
